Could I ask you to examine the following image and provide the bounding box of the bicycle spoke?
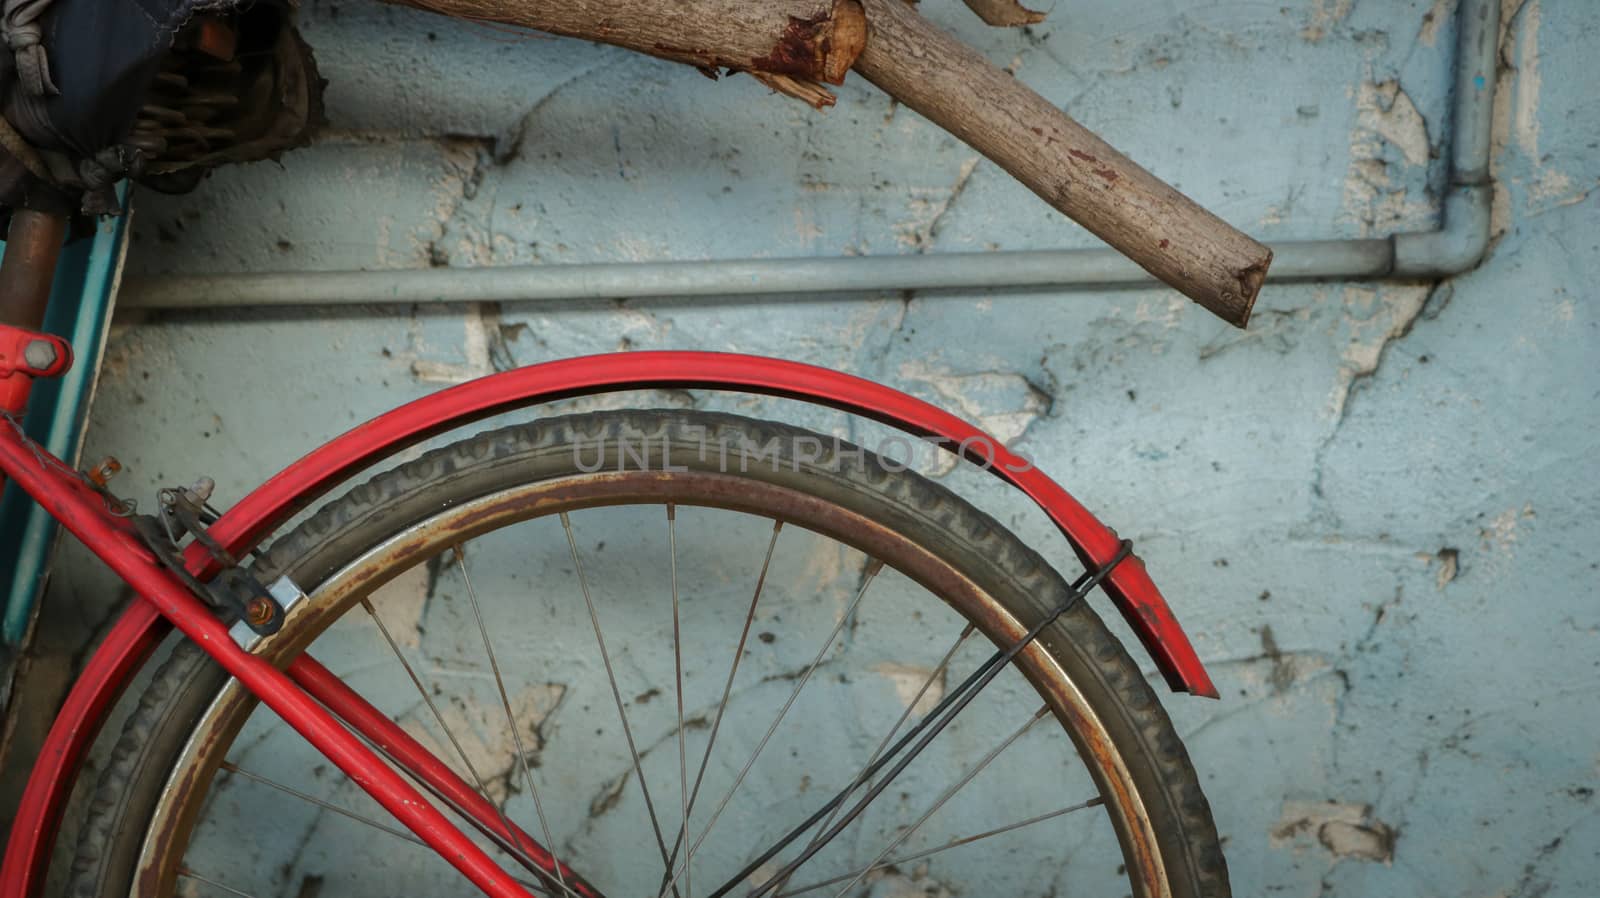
[668,506,692,898]
[176,867,259,898]
[360,596,495,801]
[823,706,1051,898]
[216,761,555,896]
[361,594,574,897]
[733,560,1122,898]
[767,623,977,896]
[220,761,427,849]
[659,519,784,897]
[455,543,571,898]
[561,511,681,898]
[741,701,1049,898]
[658,558,884,898]
[773,795,1104,898]
[337,713,583,898]
[711,631,1004,898]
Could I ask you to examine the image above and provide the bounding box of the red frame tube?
[0,602,168,896]
[0,430,535,898]
[288,655,602,897]
[2,350,1216,898]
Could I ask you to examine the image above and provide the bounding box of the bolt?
[245,596,276,628]
[22,340,56,370]
[86,456,122,488]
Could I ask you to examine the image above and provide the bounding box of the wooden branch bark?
[854,0,1270,326]
[383,0,1271,326]
[389,0,867,85]
[961,0,1048,27]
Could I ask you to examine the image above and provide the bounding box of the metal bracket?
[229,575,306,651]
[131,477,288,639]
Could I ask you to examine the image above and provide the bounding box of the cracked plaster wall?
[22,0,1598,895]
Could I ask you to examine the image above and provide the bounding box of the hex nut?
[22,339,57,370]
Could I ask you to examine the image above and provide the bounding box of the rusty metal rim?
[136,472,1168,898]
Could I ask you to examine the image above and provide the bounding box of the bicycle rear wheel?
[68,409,1227,898]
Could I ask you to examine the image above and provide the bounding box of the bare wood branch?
[751,73,839,110]
[962,0,1048,27]
[389,0,868,85]
[382,0,1270,326]
[853,0,1270,326]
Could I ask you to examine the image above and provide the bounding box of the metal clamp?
[131,476,290,641]
[229,575,307,651]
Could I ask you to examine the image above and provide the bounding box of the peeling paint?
[871,662,945,714]
[402,679,568,802]
[1500,0,1595,214]
[1271,799,1396,864]
[897,360,1049,453]
[1512,1,1543,162]
[1325,285,1433,424]
[1427,547,1460,589]
[409,302,521,384]
[894,157,981,251]
[1343,80,1435,236]
[1479,503,1535,560]
[1418,0,1453,47]
[369,563,432,649]
[1356,81,1431,167]
[1301,0,1354,43]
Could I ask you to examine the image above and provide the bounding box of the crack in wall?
[1307,281,1446,525]
[894,157,981,251]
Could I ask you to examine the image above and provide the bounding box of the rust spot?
[1093,167,1119,182]
[1069,148,1099,163]
[1159,239,1170,249]
[245,596,275,627]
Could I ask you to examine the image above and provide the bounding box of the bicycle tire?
[68,409,1227,898]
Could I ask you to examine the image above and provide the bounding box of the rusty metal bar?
[0,211,67,328]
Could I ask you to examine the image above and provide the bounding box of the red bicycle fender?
[3,351,1216,898]
[184,351,1215,697]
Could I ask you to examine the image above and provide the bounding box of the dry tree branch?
[378,0,1270,326]
[853,0,1269,325]
[961,0,1048,27]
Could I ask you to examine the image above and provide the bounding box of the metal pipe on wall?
[118,0,1496,311]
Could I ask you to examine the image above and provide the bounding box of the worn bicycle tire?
[68,409,1228,898]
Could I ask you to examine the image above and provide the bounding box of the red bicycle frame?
[2,329,1217,896]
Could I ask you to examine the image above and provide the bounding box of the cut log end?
[1229,250,1272,329]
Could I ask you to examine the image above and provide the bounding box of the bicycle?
[0,3,1263,897]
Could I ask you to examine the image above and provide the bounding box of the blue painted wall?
[37,0,1597,893]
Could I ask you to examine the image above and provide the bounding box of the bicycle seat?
[0,0,322,223]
